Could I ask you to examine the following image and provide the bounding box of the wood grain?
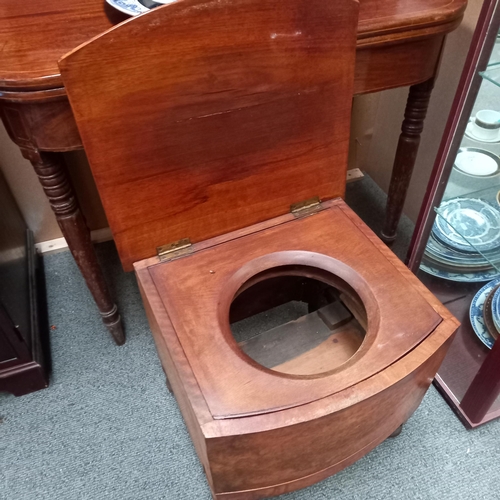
[0,90,82,152]
[0,0,466,91]
[237,301,362,375]
[0,19,452,153]
[59,0,359,270]
[134,202,458,498]
[147,202,443,418]
[48,0,460,495]
[205,340,451,498]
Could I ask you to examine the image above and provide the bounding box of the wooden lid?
[60,0,359,270]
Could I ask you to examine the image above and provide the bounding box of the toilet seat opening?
[229,265,367,376]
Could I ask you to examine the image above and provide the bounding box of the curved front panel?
[206,337,452,498]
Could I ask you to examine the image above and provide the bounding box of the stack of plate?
[470,279,500,348]
[420,198,500,282]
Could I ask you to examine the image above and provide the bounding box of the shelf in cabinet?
[480,64,500,86]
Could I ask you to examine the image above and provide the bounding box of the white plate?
[465,122,500,143]
[105,0,149,16]
[425,234,491,266]
[454,149,499,176]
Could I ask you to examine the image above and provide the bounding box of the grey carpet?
[1,176,499,500]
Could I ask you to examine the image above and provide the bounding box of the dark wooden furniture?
[59,1,458,497]
[0,0,466,342]
[0,171,48,396]
[407,0,500,428]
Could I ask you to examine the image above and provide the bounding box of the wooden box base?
[135,200,458,499]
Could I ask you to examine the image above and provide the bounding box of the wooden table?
[0,0,466,344]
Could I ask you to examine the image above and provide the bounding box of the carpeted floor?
[1,176,499,500]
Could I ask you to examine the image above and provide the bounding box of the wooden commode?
[58,0,459,497]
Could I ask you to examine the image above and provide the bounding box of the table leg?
[381,77,435,244]
[23,149,125,346]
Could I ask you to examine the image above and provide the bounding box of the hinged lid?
[59,0,359,271]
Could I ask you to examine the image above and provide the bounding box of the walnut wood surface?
[147,203,442,418]
[0,90,82,152]
[0,0,465,355]
[205,345,451,498]
[59,0,359,271]
[0,34,447,154]
[0,0,466,156]
[134,200,459,498]
[0,0,466,91]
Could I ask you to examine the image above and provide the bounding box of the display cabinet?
[408,0,500,428]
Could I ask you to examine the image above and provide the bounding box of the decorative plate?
[433,198,500,253]
[491,285,500,333]
[469,278,500,348]
[105,0,149,15]
[465,121,500,143]
[454,148,500,177]
[423,254,493,273]
[419,261,500,283]
[483,284,500,340]
[425,235,491,268]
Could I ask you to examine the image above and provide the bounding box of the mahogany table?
[0,0,466,344]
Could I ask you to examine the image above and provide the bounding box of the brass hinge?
[157,237,192,262]
[290,196,322,218]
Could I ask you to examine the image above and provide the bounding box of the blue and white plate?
[106,0,175,16]
[470,279,500,348]
[433,198,500,253]
[425,234,492,268]
[105,0,149,15]
[420,261,500,282]
[491,286,500,332]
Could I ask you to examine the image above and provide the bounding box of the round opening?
[229,265,367,376]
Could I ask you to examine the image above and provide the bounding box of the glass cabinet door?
[409,0,500,428]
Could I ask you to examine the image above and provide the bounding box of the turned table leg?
[381,78,435,244]
[24,150,125,345]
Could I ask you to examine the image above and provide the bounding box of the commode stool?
[58,0,459,497]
